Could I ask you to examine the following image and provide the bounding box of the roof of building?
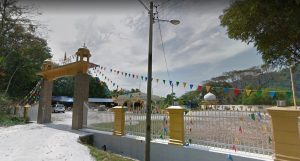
[52,96,113,103]
[116,92,162,101]
[204,92,217,101]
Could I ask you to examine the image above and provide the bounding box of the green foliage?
[89,77,111,98]
[0,94,13,114]
[52,76,111,98]
[130,88,140,93]
[220,0,300,66]
[85,144,134,161]
[241,88,291,105]
[163,93,176,107]
[177,90,200,107]
[0,0,51,98]
[52,77,74,97]
[0,112,27,127]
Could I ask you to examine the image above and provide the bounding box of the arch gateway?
[37,47,91,129]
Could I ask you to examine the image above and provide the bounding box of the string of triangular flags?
[51,53,77,66]
[89,64,292,98]
[88,68,121,91]
[19,80,42,106]
[184,111,273,154]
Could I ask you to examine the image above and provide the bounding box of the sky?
[24,0,263,97]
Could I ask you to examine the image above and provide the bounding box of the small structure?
[37,45,92,129]
[201,92,218,110]
[115,92,162,111]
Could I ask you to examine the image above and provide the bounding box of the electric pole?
[145,1,153,161]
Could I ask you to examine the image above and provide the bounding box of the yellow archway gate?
[37,47,91,129]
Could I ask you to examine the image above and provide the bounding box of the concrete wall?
[17,103,38,121]
[81,129,273,161]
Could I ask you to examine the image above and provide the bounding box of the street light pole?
[145,1,153,161]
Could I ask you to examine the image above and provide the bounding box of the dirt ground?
[0,111,94,161]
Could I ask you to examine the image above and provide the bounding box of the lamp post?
[137,1,180,161]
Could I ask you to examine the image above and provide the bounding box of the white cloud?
[31,0,262,97]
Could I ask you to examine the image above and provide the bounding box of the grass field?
[84,144,135,161]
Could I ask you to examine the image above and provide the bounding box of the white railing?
[86,108,114,132]
[185,108,273,155]
[125,109,169,140]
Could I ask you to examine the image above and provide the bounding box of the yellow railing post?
[24,104,31,119]
[267,107,300,161]
[112,106,126,136]
[14,104,20,115]
[167,106,185,146]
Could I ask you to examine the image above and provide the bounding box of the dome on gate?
[76,47,91,58]
[204,92,216,101]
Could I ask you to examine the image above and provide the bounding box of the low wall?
[17,103,38,121]
[81,129,273,161]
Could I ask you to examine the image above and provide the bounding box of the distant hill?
[206,65,300,94]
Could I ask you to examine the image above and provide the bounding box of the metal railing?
[86,108,114,132]
[185,107,273,155]
[125,108,169,140]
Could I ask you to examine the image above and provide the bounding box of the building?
[115,92,163,110]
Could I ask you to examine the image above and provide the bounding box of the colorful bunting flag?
[183,82,187,88]
[250,113,256,120]
[163,80,166,84]
[169,81,173,86]
[234,88,240,96]
[224,87,230,93]
[197,85,202,91]
[190,84,194,89]
[239,126,242,133]
[245,89,252,96]
[176,81,180,86]
[256,90,262,97]
[206,86,211,92]
[232,145,237,152]
[227,154,233,161]
[269,91,276,98]
[268,136,272,144]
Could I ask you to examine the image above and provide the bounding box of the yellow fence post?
[167,106,185,146]
[112,106,126,136]
[24,104,31,119]
[267,107,300,161]
[14,104,20,115]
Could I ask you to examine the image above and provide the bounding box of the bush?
[0,94,13,114]
[0,112,27,126]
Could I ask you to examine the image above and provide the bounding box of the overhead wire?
[155,4,174,96]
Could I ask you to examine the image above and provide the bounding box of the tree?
[0,0,51,98]
[177,90,201,108]
[163,93,176,107]
[220,0,300,107]
[52,76,111,98]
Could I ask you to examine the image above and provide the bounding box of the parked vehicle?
[52,104,65,113]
